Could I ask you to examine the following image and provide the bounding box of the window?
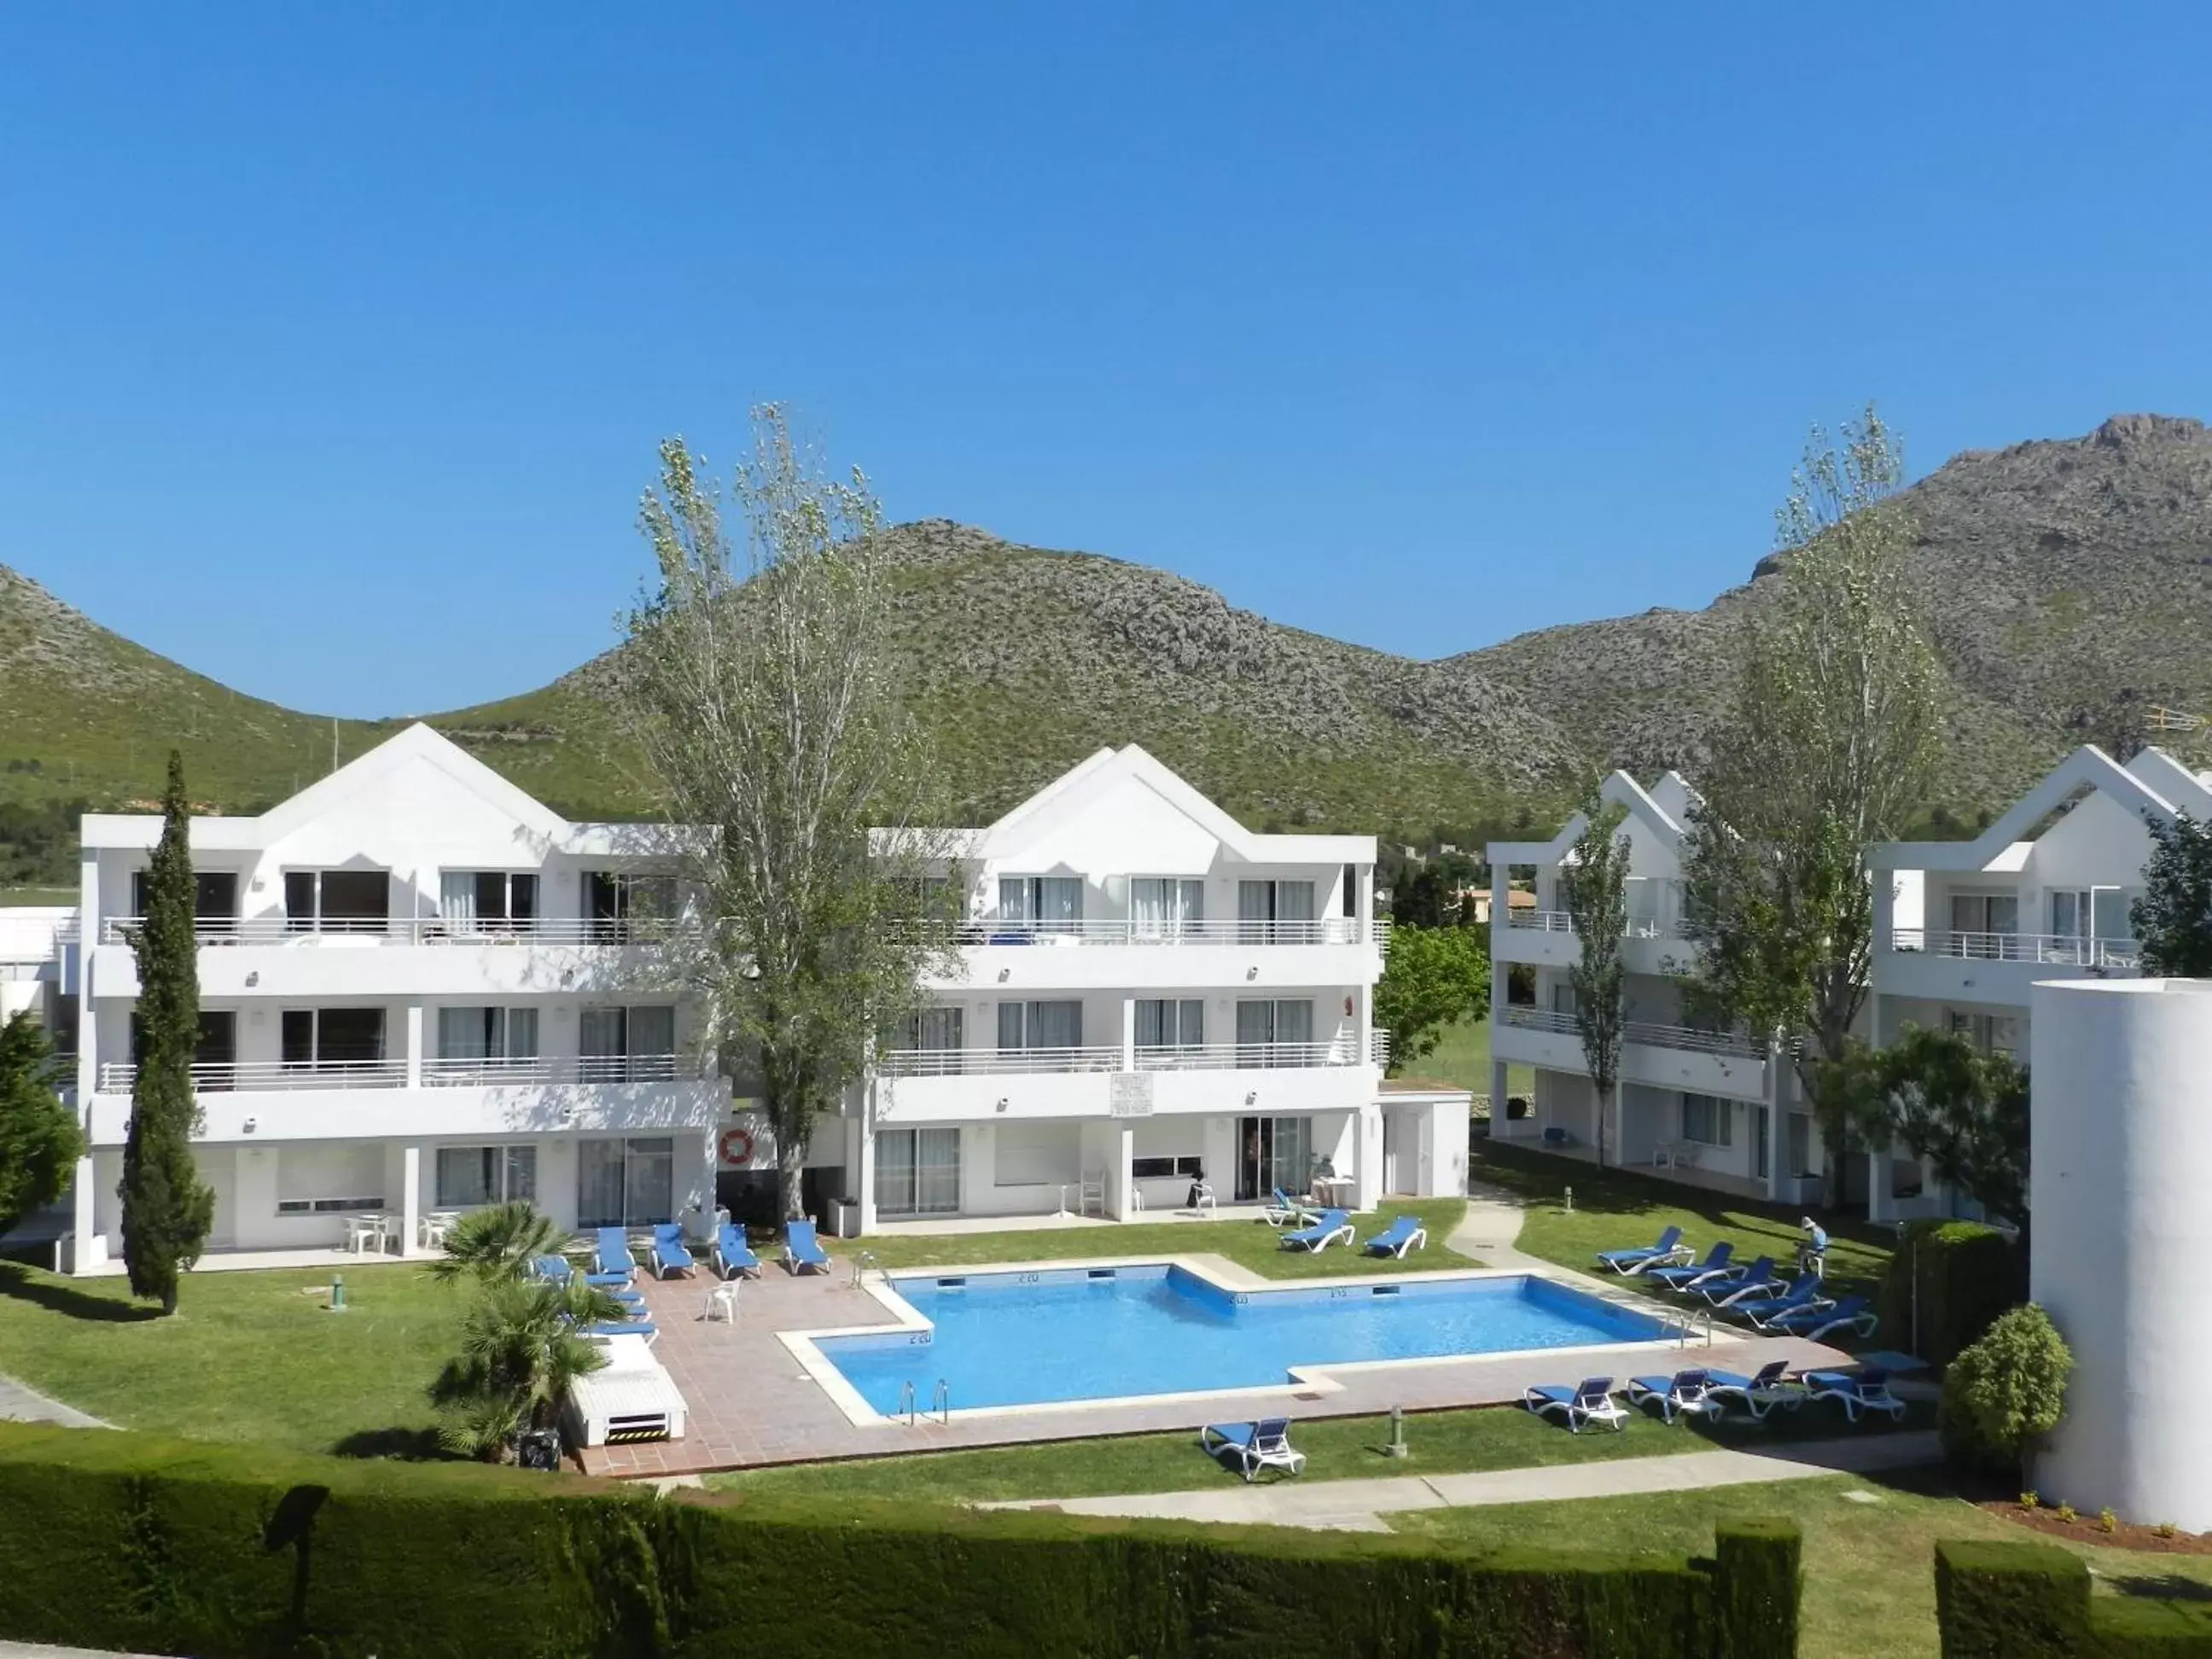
[584,871,678,940]
[433,1007,540,1080]
[439,871,538,933]
[1132,1154,1206,1180]
[1129,877,1204,939]
[1134,998,1204,1051]
[434,1144,538,1208]
[283,870,389,934]
[1237,880,1317,943]
[576,1137,674,1228]
[1342,864,1357,919]
[1947,892,2019,958]
[275,1144,385,1214]
[579,1005,678,1080]
[1234,998,1313,1064]
[996,999,1082,1051]
[893,1007,963,1073]
[1681,1093,1732,1146]
[998,876,1083,934]
[131,1010,236,1075]
[280,1008,386,1069]
[1947,1010,2021,1060]
[131,870,239,930]
[1234,1115,1312,1202]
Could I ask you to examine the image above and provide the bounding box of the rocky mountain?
[3,414,2208,884]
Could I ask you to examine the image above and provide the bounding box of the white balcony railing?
[95,1053,697,1093]
[911,917,1381,948]
[97,916,672,948]
[1500,1006,1764,1060]
[877,1035,1382,1079]
[1888,928,2140,970]
[1505,910,1575,934]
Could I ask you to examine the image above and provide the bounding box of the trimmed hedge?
[1880,1220,2025,1368]
[1936,1540,2212,1657]
[0,1423,1802,1658]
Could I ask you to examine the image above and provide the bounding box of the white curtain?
[1131,878,1167,937]
[998,877,1032,923]
[1028,1000,1082,1049]
[437,1007,491,1061]
[1276,882,1315,923]
[1039,877,1082,931]
[1273,999,1313,1047]
[504,1009,539,1060]
[440,872,477,926]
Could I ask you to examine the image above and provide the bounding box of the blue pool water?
[817,1266,1667,1414]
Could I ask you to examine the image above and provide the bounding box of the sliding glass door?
[875,1127,961,1217]
[1235,1115,1312,1202]
[576,1137,675,1228]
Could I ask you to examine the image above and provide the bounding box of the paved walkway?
[0,1375,105,1429]
[990,1430,1943,1532]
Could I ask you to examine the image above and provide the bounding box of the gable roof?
[1487,770,1696,864]
[247,722,570,841]
[1867,745,2212,872]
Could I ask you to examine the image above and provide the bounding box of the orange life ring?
[719,1126,756,1167]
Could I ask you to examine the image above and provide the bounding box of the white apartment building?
[1863,743,2212,1217]
[64,725,725,1272]
[821,745,1468,1231]
[1486,771,1823,1204]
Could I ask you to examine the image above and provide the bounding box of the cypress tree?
[119,750,214,1314]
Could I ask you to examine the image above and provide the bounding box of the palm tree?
[428,1276,623,1460]
[427,1200,566,1284]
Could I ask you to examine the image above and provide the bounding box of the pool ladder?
[1670,1307,1715,1348]
[897,1379,952,1427]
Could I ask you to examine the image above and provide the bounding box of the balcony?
[917,916,1386,993]
[94,1053,701,1094]
[1492,1007,1768,1101]
[97,916,672,947]
[876,1034,1382,1079]
[1888,928,2140,971]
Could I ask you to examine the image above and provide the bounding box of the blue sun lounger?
[532,1253,635,1292]
[650,1222,696,1279]
[1262,1187,1315,1227]
[1644,1241,1735,1292]
[1523,1377,1627,1433]
[1200,1418,1307,1482]
[1361,1215,1427,1259]
[1733,1276,1828,1330]
[784,1217,831,1274]
[1626,1368,1719,1423]
[592,1228,637,1282]
[1595,1225,1688,1275]
[1704,1359,1801,1419]
[1803,1368,1906,1423]
[1769,1294,1877,1342]
[713,1221,762,1280]
[1278,1208,1353,1252]
[583,1320,658,1347]
[1699,1255,1784,1307]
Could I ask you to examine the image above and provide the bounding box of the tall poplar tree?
[1560,795,1630,1169]
[119,751,214,1313]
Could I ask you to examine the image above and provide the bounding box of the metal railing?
[1505,910,1575,933]
[878,1035,1383,1079]
[96,1053,697,1093]
[912,917,1377,947]
[1887,928,2140,969]
[97,915,674,947]
[1500,1006,1764,1060]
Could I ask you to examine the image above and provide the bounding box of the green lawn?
[853,1197,1476,1279]
[1475,1140,1895,1307]
[1387,1469,2212,1659]
[708,1397,1934,1503]
[0,1260,461,1457]
[1392,1012,1533,1100]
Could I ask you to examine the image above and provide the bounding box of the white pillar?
[403,1002,423,1088]
[68,1152,97,1274]
[854,1105,878,1231]
[1120,997,1136,1073]
[1353,1105,1383,1211]
[400,1145,422,1255]
[1107,1124,1135,1221]
[1866,1144,1893,1224]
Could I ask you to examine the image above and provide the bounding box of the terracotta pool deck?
[575,1251,1850,1479]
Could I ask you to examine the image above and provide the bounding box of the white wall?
[2029,978,2212,1529]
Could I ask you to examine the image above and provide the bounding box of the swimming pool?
[812,1265,1668,1416]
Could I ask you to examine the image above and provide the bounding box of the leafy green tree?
[2133,809,2212,976]
[1941,1302,2072,1479]
[0,1010,82,1235]
[428,1276,622,1460]
[614,409,963,1219]
[1374,925,1489,1075]
[428,1200,567,1284]
[1560,796,1630,1169]
[1876,1026,2029,1230]
[119,752,215,1314]
[1680,409,1942,1204]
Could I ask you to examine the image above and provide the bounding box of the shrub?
[0,1423,1803,1659]
[1936,1538,2212,1656]
[1881,1219,2025,1367]
[1941,1304,2073,1477]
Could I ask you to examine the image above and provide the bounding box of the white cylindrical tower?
[2029,977,2212,1528]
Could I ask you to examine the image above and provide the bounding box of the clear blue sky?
[3,4,2207,718]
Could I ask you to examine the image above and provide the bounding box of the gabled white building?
[827,745,1467,1229]
[1486,771,1819,1203]
[1864,743,2212,1216]
[67,725,724,1271]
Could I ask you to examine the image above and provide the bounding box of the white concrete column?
[1107,1124,1135,1220]
[68,1153,96,1275]
[854,1106,878,1232]
[400,1144,422,1256]
[1866,1144,1893,1224]
[1353,1105,1383,1211]
[404,1002,423,1088]
[1120,998,1136,1072]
